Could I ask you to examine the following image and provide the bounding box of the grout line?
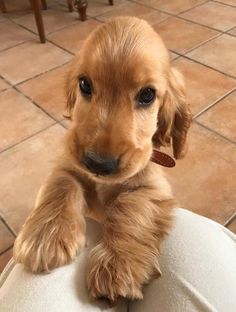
[181,54,236,79]
[164,0,211,15]
[128,0,236,75]
[45,38,75,55]
[179,32,222,55]
[168,49,182,56]
[193,87,236,119]
[5,18,42,37]
[0,217,17,237]
[227,32,236,38]
[0,75,13,92]
[14,60,72,86]
[0,40,35,54]
[130,0,236,48]
[176,14,236,34]
[0,245,14,257]
[40,15,90,36]
[45,16,103,37]
[212,0,236,9]
[4,18,75,56]
[175,14,221,32]
[224,211,236,227]
[0,122,58,155]
[193,120,236,146]
[130,0,225,32]
[58,120,68,129]
[1,0,231,78]
[91,0,171,21]
[2,4,236,125]
[1,81,59,125]
[5,3,101,54]
[13,84,59,122]
[130,0,210,16]
[226,25,236,33]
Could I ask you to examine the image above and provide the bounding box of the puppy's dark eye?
[136,87,156,107]
[79,76,92,97]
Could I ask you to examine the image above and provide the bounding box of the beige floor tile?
[97,2,169,25]
[0,78,10,92]
[197,91,236,142]
[1,0,235,263]
[3,0,31,19]
[86,0,127,17]
[14,6,80,35]
[57,0,127,17]
[5,0,60,19]
[172,57,236,115]
[60,118,71,129]
[135,0,206,14]
[187,34,236,77]
[0,21,36,52]
[18,64,69,120]
[0,15,7,23]
[169,51,179,60]
[0,89,55,152]
[0,248,13,273]
[228,27,236,36]
[164,123,236,223]
[0,40,72,85]
[216,0,236,6]
[155,17,219,54]
[48,19,101,54]
[0,124,66,233]
[227,219,236,234]
[181,1,236,31]
[0,221,15,253]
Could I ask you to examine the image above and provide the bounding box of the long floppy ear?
[152,68,192,159]
[64,61,78,118]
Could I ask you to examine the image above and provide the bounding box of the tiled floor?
[0,0,236,272]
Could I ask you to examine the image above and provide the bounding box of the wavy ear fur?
[64,61,79,117]
[153,68,192,159]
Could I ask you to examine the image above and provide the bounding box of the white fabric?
[0,209,236,312]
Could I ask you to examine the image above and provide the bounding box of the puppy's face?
[65,17,191,184]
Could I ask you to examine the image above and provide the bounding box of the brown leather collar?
[151,149,176,168]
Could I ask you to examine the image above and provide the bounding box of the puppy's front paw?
[13,216,85,273]
[87,243,143,302]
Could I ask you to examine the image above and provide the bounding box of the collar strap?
[151,149,176,168]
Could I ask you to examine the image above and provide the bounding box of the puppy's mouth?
[82,160,131,181]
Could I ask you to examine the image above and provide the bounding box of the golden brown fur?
[13,17,192,302]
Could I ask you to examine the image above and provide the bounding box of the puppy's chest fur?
[83,162,175,221]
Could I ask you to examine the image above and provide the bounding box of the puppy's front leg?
[13,166,86,273]
[87,188,174,302]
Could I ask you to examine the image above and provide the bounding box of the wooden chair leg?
[41,0,47,10]
[30,0,46,43]
[108,0,114,5]
[0,0,7,13]
[75,0,88,21]
[66,0,73,12]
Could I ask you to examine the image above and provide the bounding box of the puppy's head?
[65,17,191,184]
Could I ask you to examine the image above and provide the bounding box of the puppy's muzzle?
[84,152,118,175]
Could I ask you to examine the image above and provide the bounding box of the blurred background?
[0,0,236,272]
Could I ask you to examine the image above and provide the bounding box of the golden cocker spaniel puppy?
[14,17,192,302]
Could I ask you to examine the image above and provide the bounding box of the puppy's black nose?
[84,152,118,175]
